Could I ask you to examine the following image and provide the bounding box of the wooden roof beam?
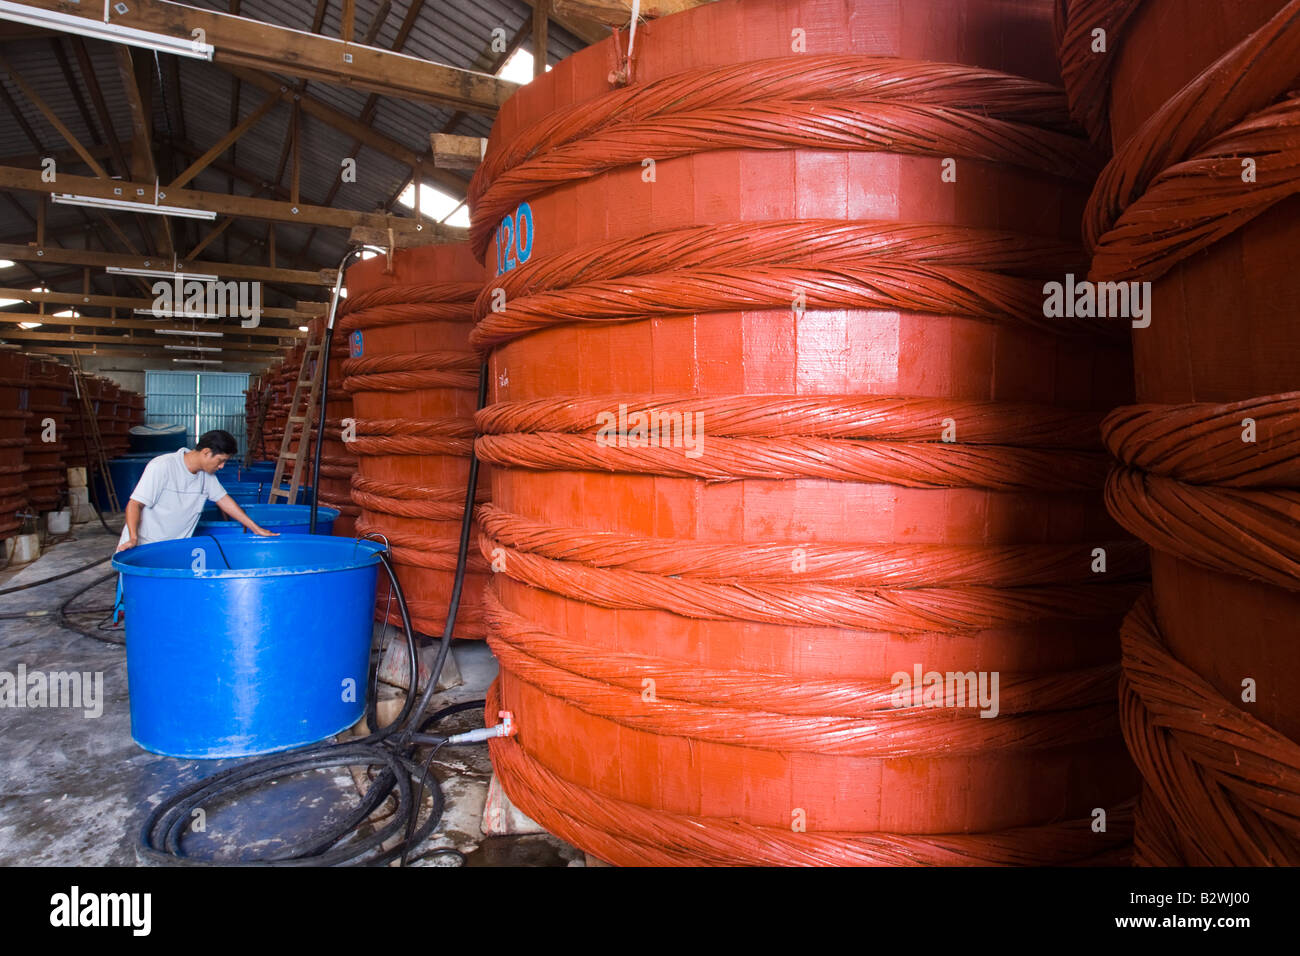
[113,45,172,258]
[222,68,470,198]
[169,94,279,190]
[0,165,461,239]
[1,0,517,112]
[552,0,716,24]
[0,241,333,286]
[0,328,286,351]
[519,0,607,45]
[0,287,310,322]
[4,345,278,363]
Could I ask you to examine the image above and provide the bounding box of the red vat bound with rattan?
[1058,0,1300,865]
[470,0,1143,865]
[339,245,489,638]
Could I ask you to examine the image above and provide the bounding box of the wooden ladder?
[268,329,324,505]
[70,353,119,513]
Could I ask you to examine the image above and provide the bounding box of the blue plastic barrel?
[196,503,339,536]
[93,454,155,510]
[112,535,385,758]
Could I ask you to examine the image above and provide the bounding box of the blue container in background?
[221,460,278,484]
[196,503,339,536]
[93,454,155,510]
[112,535,385,758]
[240,462,277,483]
[219,481,313,506]
[129,424,187,455]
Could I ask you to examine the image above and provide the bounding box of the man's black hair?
[197,429,239,456]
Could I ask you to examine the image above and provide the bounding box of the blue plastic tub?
[196,503,339,536]
[112,535,385,758]
[221,461,278,484]
[219,481,313,506]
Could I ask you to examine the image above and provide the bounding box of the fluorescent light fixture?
[298,325,309,332]
[172,358,221,365]
[163,344,222,353]
[18,321,41,329]
[53,193,217,220]
[133,308,227,320]
[0,259,14,269]
[105,267,219,282]
[0,2,214,60]
[155,328,224,338]
[52,309,79,318]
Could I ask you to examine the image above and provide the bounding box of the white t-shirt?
[117,448,229,548]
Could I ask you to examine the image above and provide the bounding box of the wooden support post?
[534,0,549,77]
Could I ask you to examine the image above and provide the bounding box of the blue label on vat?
[495,201,535,277]
[349,330,363,357]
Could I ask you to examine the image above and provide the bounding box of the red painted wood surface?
[340,245,489,638]
[1061,0,1300,864]
[472,0,1141,864]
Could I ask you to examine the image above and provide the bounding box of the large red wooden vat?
[471,0,1143,864]
[1059,0,1300,865]
[338,246,489,638]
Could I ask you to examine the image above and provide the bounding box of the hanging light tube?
[105,267,219,282]
[0,2,215,60]
[154,328,224,338]
[52,193,216,220]
[133,309,227,320]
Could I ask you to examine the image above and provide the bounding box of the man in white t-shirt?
[115,429,275,552]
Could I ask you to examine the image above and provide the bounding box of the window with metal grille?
[145,371,250,454]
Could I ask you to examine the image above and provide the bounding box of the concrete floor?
[0,523,583,867]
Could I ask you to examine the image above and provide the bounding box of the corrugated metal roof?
[0,0,589,307]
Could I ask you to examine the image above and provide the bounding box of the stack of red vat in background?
[22,358,71,514]
[0,351,28,541]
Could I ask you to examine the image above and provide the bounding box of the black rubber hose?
[395,361,490,743]
[57,571,124,646]
[0,552,113,596]
[138,542,430,866]
[310,247,365,535]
